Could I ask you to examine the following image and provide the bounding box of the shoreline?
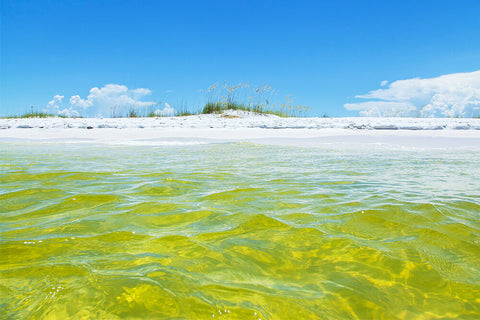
[1,114,480,130]
[1,116,480,149]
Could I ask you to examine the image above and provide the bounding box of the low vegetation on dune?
[3,108,68,119]
[200,82,311,117]
[19,112,58,118]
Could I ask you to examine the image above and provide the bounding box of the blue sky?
[1,0,480,117]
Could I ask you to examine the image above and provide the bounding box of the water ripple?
[1,143,480,319]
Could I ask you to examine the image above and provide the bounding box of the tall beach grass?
[2,107,68,119]
[200,82,311,117]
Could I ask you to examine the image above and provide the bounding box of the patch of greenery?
[200,82,311,117]
[201,101,285,116]
[21,112,57,118]
[2,110,67,119]
[127,108,139,118]
[175,109,195,117]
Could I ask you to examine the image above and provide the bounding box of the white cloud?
[154,103,175,116]
[47,95,64,110]
[345,70,480,117]
[45,95,81,117]
[345,101,416,117]
[69,95,91,109]
[380,80,388,87]
[46,84,156,117]
[58,108,80,117]
[130,88,152,97]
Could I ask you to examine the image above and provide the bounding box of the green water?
[1,142,480,319]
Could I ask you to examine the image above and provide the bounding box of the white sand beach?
[1,113,480,150]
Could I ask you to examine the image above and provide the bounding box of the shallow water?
[1,142,480,319]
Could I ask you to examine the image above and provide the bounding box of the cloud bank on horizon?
[47,71,480,118]
[46,84,174,117]
[345,70,480,117]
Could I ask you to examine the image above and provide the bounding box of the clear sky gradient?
[1,0,480,117]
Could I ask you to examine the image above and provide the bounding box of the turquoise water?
[1,142,480,319]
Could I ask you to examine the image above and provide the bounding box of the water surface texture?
[1,143,480,319]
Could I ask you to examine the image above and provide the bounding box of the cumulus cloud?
[47,95,64,110]
[45,95,79,117]
[153,103,175,116]
[46,84,158,117]
[344,101,417,117]
[69,95,91,109]
[345,71,480,117]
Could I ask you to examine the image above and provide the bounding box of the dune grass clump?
[200,82,311,117]
[202,101,244,114]
[127,108,139,118]
[20,111,58,118]
[201,101,270,115]
[175,108,195,117]
[2,107,68,119]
